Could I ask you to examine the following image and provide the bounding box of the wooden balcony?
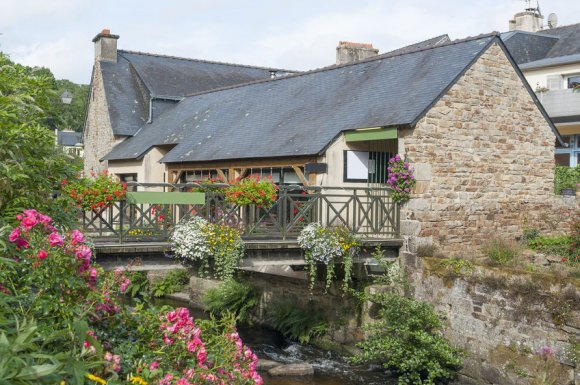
[80,184,400,244]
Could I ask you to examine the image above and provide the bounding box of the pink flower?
[104,352,113,361]
[38,213,52,224]
[149,361,159,371]
[196,347,207,364]
[37,249,48,259]
[176,378,191,385]
[15,238,29,249]
[89,267,98,285]
[120,277,130,293]
[48,232,64,247]
[113,354,121,365]
[21,216,38,231]
[8,227,20,242]
[74,245,92,260]
[71,229,85,245]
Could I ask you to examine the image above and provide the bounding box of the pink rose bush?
[137,307,263,385]
[1,209,263,385]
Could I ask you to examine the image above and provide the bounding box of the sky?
[1,0,579,84]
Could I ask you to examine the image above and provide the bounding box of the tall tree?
[0,52,81,228]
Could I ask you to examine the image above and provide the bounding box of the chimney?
[336,41,379,65]
[92,28,119,63]
[509,9,544,32]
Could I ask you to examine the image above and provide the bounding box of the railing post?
[280,189,287,240]
[119,200,124,244]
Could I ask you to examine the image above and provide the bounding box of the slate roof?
[383,34,450,57]
[100,50,292,136]
[502,23,580,66]
[57,130,83,146]
[104,34,502,163]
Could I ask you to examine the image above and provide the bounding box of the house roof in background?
[99,50,293,136]
[382,34,450,57]
[502,23,580,66]
[57,130,83,146]
[103,34,499,163]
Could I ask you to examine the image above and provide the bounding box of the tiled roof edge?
[183,32,500,99]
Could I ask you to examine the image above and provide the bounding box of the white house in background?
[55,129,83,157]
[503,6,580,167]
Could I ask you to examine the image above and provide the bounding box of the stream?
[238,325,397,385]
[158,298,396,385]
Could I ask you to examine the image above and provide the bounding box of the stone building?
[84,30,575,254]
[503,9,580,167]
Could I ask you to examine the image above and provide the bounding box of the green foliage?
[438,257,475,276]
[123,271,150,298]
[350,293,462,385]
[528,235,572,258]
[570,218,580,264]
[416,244,439,258]
[0,52,81,228]
[0,318,62,384]
[554,165,580,193]
[565,338,580,366]
[202,280,258,324]
[151,269,189,298]
[483,238,521,265]
[269,302,329,344]
[522,227,540,243]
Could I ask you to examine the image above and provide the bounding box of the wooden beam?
[166,156,316,172]
[238,168,248,179]
[292,166,309,186]
[216,169,227,182]
[228,168,235,183]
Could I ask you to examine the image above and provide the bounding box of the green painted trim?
[126,192,205,204]
[344,127,397,142]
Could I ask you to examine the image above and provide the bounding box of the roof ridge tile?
[117,49,294,72]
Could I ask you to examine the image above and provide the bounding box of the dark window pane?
[567,76,580,89]
[555,153,570,166]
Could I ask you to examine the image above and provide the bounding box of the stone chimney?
[92,28,119,63]
[336,41,378,65]
[509,9,544,32]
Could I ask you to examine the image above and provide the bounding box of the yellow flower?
[60,381,66,385]
[86,373,107,384]
[129,375,148,385]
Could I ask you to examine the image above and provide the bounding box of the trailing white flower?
[298,223,359,291]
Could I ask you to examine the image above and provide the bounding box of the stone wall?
[400,42,578,256]
[84,61,116,173]
[404,254,579,385]
[188,272,362,345]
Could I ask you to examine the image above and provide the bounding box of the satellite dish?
[548,13,558,28]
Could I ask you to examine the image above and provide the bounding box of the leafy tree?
[0,52,81,229]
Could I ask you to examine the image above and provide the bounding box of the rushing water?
[238,325,397,385]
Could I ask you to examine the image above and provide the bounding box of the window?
[118,173,137,191]
[555,134,580,167]
[343,150,392,183]
[567,75,580,89]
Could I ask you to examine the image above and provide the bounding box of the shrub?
[386,154,416,203]
[350,293,463,385]
[483,238,521,265]
[203,280,258,324]
[570,218,580,263]
[528,235,572,258]
[225,175,278,208]
[297,223,359,291]
[269,302,329,344]
[1,210,264,384]
[151,269,189,298]
[61,170,127,211]
[554,165,579,193]
[171,217,244,280]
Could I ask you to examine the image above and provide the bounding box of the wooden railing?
[80,184,400,242]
